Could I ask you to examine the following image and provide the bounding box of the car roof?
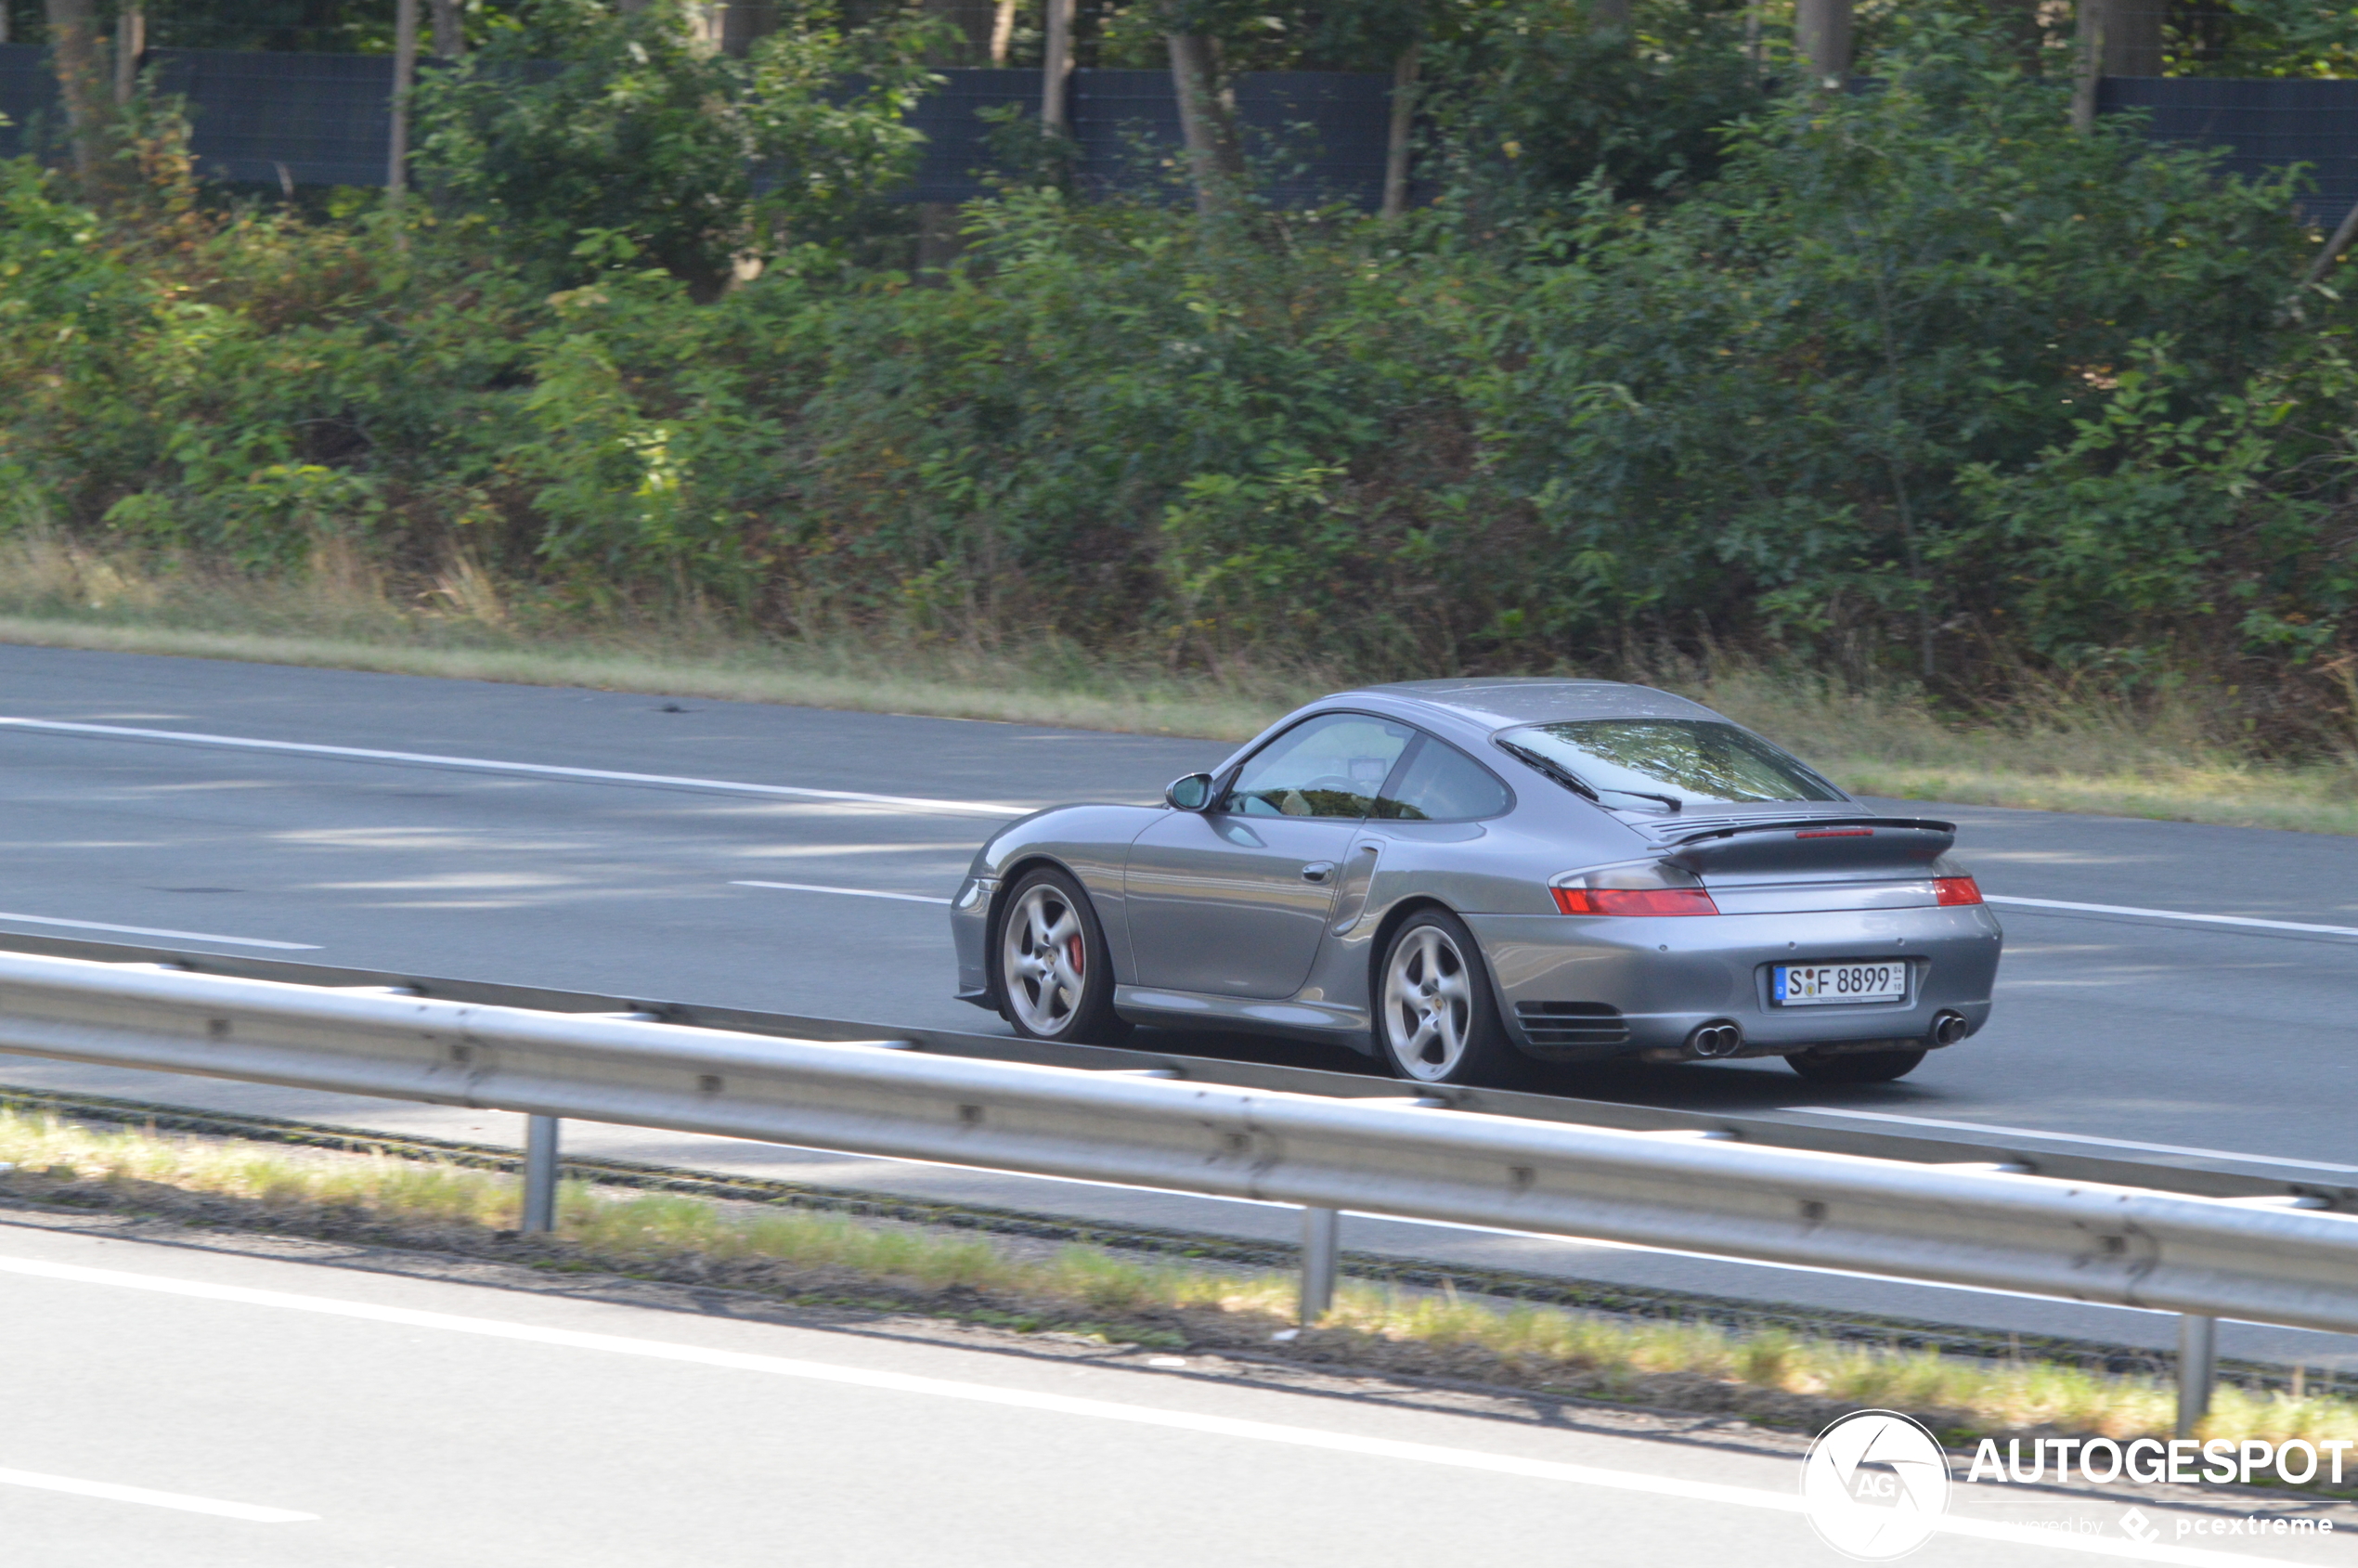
[1356,678,1720,728]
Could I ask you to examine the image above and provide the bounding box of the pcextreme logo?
[1801,1409,1952,1562]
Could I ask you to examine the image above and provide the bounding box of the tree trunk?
[719,0,778,55]
[2301,198,2358,289]
[1380,45,1418,222]
[719,4,761,56]
[431,0,465,58]
[1166,32,1243,216]
[1589,0,1630,34]
[916,201,965,276]
[44,0,110,186]
[1040,0,1075,131]
[388,0,419,240]
[2071,5,2103,132]
[990,0,1017,66]
[2071,0,2160,132]
[112,6,144,105]
[1990,0,2048,65]
[1794,0,1853,85]
[2083,0,2163,76]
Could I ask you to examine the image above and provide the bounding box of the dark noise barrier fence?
[902,66,1393,207]
[2101,75,2358,219]
[0,46,1393,207]
[0,45,2352,217]
[1,46,404,188]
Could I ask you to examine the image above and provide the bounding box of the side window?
[1372,736,1512,822]
[1222,714,1415,820]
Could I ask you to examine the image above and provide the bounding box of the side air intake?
[1514,1001,1630,1050]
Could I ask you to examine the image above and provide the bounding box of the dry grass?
[6,530,2358,831]
[1699,667,2358,837]
[0,613,1295,738]
[0,531,1298,739]
[6,1108,2355,1461]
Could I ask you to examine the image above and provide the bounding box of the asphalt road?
[6,1214,2349,1568]
[1,644,2355,1363]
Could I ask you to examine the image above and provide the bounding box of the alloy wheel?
[1381,925,1473,1081]
[1002,881,1088,1037]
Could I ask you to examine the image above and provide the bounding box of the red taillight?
[1552,885,1720,916]
[1934,875,1983,907]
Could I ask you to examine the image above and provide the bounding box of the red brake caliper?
[1067,936,1084,976]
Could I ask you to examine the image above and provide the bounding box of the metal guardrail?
[10,1079,2289,1385]
[2,946,2357,1435]
[0,929,2349,1211]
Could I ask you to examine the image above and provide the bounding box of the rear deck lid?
[1662,816,1957,877]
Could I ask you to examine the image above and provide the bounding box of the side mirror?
[1165,772,1215,811]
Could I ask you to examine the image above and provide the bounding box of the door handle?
[1300,862,1336,884]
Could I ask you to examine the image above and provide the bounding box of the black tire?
[992,866,1127,1044]
[1785,1047,1927,1084]
[1373,908,1526,1087]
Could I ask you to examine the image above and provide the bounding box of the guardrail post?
[1300,1206,1339,1325]
[2177,1313,2217,1438]
[522,1114,560,1235]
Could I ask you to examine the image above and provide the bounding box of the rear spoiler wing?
[1661,816,1956,876]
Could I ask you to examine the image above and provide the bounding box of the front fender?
[952,804,1166,1004]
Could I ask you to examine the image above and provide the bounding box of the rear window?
[1498,719,1842,809]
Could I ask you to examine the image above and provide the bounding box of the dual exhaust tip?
[1686,1021,1743,1058]
[1680,1010,1966,1060]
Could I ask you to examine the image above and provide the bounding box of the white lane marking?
[1986,894,2358,939]
[0,1253,2282,1566]
[0,910,320,951]
[731,880,953,906]
[1791,1108,2358,1174]
[0,1465,315,1523]
[0,718,1030,820]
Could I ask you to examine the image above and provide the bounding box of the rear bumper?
[1465,904,2002,1060]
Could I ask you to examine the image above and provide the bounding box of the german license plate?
[1773,962,1907,1005]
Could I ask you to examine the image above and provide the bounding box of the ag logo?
[1800,1409,1951,1561]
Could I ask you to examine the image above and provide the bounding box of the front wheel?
[1785,1047,1926,1084]
[1375,909,1522,1086]
[994,867,1126,1044]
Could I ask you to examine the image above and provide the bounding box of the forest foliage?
[6,2,2358,748]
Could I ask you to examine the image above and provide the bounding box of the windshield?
[1497,719,1842,809]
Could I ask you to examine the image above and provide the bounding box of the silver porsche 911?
[950,679,2002,1086]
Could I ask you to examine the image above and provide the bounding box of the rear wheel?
[994,867,1126,1044]
[1785,1047,1926,1083]
[1376,909,1522,1086]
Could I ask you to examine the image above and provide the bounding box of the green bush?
[1451,19,2310,682]
[6,9,2358,747]
[414,0,941,296]
[1422,0,1767,219]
